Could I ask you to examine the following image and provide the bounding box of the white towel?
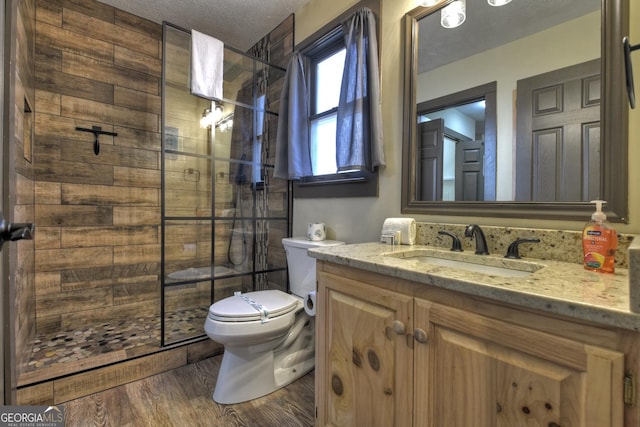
[382,218,416,245]
[191,30,224,99]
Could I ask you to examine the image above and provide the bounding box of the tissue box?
[381,218,416,245]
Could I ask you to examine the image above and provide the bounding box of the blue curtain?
[274,52,313,179]
[336,7,385,172]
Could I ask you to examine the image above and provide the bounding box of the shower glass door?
[161,23,290,346]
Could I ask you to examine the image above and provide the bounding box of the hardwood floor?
[63,355,315,426]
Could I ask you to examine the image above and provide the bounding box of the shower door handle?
[0,213,34,251]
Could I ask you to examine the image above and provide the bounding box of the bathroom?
[2,0,640,424]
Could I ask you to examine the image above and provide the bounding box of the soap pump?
[582,200,618,273]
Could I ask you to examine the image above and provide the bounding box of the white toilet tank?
[282,237,344,297]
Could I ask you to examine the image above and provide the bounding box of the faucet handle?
[505,238,541,259]
[438,231,463,252]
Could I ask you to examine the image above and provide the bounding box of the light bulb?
[214,104,224,122]
[487,0,511,5]
[200,108,212,128]
[441,0,466,29]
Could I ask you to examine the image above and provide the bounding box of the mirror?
[402,0,629,221]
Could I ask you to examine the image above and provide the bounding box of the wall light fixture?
[200,103,224,128]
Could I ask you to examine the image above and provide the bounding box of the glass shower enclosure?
[161,23,290,346]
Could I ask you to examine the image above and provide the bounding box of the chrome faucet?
[464,224,489,255]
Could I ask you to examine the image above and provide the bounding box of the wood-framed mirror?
[401,0,629,222]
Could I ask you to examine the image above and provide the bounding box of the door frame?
[1,0,7,405]
[2,0,17,405]
[416,81,497,201]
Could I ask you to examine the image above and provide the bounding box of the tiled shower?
[15,0,292,396]
[160,23,290,346]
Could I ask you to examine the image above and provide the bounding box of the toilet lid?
[209,290,299,322]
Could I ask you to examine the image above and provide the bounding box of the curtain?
[274,52,313,179]
[336,7,385,171]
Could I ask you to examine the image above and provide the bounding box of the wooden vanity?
[311,243,640,426]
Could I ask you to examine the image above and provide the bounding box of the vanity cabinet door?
[414,298,625,427]
[316,272,413,427]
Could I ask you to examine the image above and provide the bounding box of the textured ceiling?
[98,0,601,72]
[98,0,312,51]
[419,0,600,73]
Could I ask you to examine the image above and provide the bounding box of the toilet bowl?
[204,237,345,404]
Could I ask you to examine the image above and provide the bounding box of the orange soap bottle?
[582,200,618,273]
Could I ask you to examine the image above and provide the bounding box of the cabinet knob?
[414,328,428,344]
[392,320,406,335]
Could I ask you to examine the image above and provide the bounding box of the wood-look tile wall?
[33,0,163,334]
[31,0,294,337]
[250,15,294,290]
[13,0,37,381]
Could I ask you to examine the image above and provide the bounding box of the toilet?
[204,236,345,404]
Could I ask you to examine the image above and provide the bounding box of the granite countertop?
[309,242,640,332]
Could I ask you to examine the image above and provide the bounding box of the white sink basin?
[410,256,535,277]
[384,249,543,278]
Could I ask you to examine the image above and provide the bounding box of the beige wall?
[293,0,640,243]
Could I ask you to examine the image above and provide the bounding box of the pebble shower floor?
[25,307,208,371]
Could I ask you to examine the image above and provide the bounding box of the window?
[293,1,381,198]
[310,44,345,175]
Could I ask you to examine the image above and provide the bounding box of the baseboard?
[16,339,222,405]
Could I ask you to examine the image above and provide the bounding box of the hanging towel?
[274,52,313,179]
[191,30,224,99]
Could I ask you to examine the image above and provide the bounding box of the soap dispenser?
[582,200,618,273]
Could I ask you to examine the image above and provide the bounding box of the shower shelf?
[183,168,201,183]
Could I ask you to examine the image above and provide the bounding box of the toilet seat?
[209,290,299,322]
